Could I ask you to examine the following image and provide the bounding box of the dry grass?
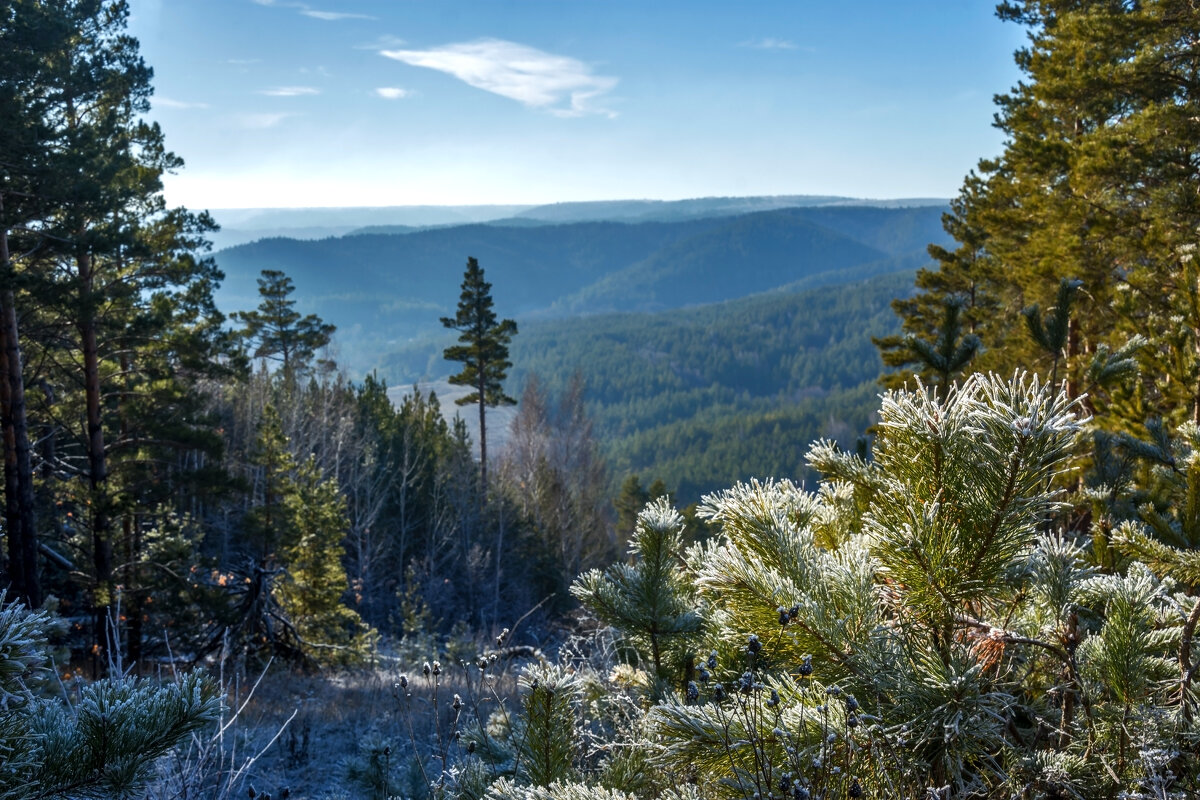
[145,647,533,800]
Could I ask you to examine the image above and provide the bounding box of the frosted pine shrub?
[440,373,1199,798]
[0,597,220,799]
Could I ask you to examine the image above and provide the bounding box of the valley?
[213,197,949,500]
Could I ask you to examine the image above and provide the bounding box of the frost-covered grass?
[145,641,533,800]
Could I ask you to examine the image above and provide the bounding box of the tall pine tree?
[441,256,517,502]
[883,0,1200,429]
[0,0,236,669]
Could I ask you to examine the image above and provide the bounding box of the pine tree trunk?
[0,318,15,590]
[78,249,112,670]
[0,200,40,607]
[118,350,142,667]
[124,512,144,667]
[478,370,488,505]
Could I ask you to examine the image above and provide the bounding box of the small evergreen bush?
[0,597,220,799]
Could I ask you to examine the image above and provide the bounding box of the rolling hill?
[214,203,948,377]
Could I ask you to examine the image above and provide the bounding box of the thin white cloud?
[154,96,210,110]
[259,86,321,97]
[302,9,375,20]
[236,112,295,129]
[740,37,799,50]
[375,87,411,100]
[226,57,262,65]
[253,0,374,21]
[356,35,406,51]
[381,38,617,118]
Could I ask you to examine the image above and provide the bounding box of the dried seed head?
[848,778,863,798]
[707,651,718,670]
[747,634,762,655]
[422,662,431,677]
[798,654,813,678]
[686,681,699,702]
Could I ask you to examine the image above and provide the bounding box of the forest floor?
[145,645,533,800]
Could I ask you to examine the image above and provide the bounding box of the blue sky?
[127,1,1027,209]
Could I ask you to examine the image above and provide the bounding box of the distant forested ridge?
[214,204,949,377]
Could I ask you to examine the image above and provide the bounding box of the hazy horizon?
[129,1,1025,210]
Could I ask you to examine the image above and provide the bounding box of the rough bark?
[0,193,39,607]
[78,248,112,670]
[478,367,488,504]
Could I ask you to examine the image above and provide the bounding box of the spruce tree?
[878,296,981,401]
[441,257,518,501]
[613,475,671,542]
[223,404,371,664]
[278,456,375,665]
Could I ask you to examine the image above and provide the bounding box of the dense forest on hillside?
[376,270,911,503]
[6,1,1200,799]
[506,272,913,500]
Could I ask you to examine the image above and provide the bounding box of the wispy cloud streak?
[236,112,295,129]
[301,10,374,20]
[254,0,374,21]
[154,96,209,109]
[381,38,617,117]
[259,86,320,97]
[740,37,799,50]
[374,87,411,100]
